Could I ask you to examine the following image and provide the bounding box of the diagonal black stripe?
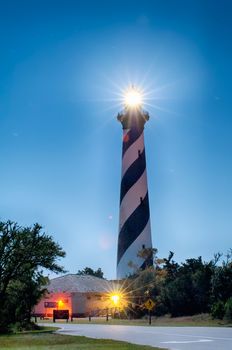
[117,192,150,264]
[122,127,143,156]
[120,149,146,203]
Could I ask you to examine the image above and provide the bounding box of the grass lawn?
[0,332,166,350]
[38,313,232,327]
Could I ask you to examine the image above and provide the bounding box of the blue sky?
[0,0,231,279]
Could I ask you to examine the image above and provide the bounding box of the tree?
[162,257,214,316]
[117,249,232,320]
[125,249,167,318]
[76,267,104,279]
[211,252,232,304]
[224,297,232,322]
[163,251,179,282]
[210,251,232,320]
[137,247,157,267]
[0,221,66,333]
[127,247,158,277]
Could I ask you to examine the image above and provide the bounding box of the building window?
[44,302,58,308]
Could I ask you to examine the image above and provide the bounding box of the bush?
[224,298,232,321]
[154,302,168,317]
[211,301,225,319]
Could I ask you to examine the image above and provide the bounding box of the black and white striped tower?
[117,88,153,279]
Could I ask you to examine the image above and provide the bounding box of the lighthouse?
[117,87,153,279]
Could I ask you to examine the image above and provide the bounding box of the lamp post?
[111,293,120,319]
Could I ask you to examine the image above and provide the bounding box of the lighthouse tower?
[117,87,153,279]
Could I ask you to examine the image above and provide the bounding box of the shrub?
[224,298,232,321]
[211,301,225,319]
[154,302,168,317]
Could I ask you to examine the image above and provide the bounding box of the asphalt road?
[42,323,232,350]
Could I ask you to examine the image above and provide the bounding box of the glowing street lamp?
[110,294,120,306]
[58,300,63,309]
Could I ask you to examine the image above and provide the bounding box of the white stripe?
[117,220,152,279]
[122,132,145,177]
[119,170,148,230]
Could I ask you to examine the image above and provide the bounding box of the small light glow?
[58,300,63,308]
[110,294,120,305]
[124,86,143,108]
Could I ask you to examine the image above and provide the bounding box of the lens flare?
[110,294,120,305]
[124,86,143,108]
[58,300,63,308]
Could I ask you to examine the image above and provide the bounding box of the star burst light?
[103,276,157,317]
[94,73,177,122]
[123,86,143,109]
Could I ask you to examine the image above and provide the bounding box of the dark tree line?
[76,267,104,278]
[0,221,66,333]
[124,249,232,321]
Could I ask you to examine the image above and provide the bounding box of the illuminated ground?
[0,332,163,350]
[41,323,232,350]
[38,314,232,327]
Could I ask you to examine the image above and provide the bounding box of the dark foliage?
[76,267,104,279]
[0,221,66,333]
[125,250,232,320]
[211,301,225,319]
[224,298,232,321]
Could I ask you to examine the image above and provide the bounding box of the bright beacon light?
[124,86,143,108]
[110,294,120,305]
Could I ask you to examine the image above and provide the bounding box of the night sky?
[0,0,232,278]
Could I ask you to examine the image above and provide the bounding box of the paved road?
[42,323,232,350]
